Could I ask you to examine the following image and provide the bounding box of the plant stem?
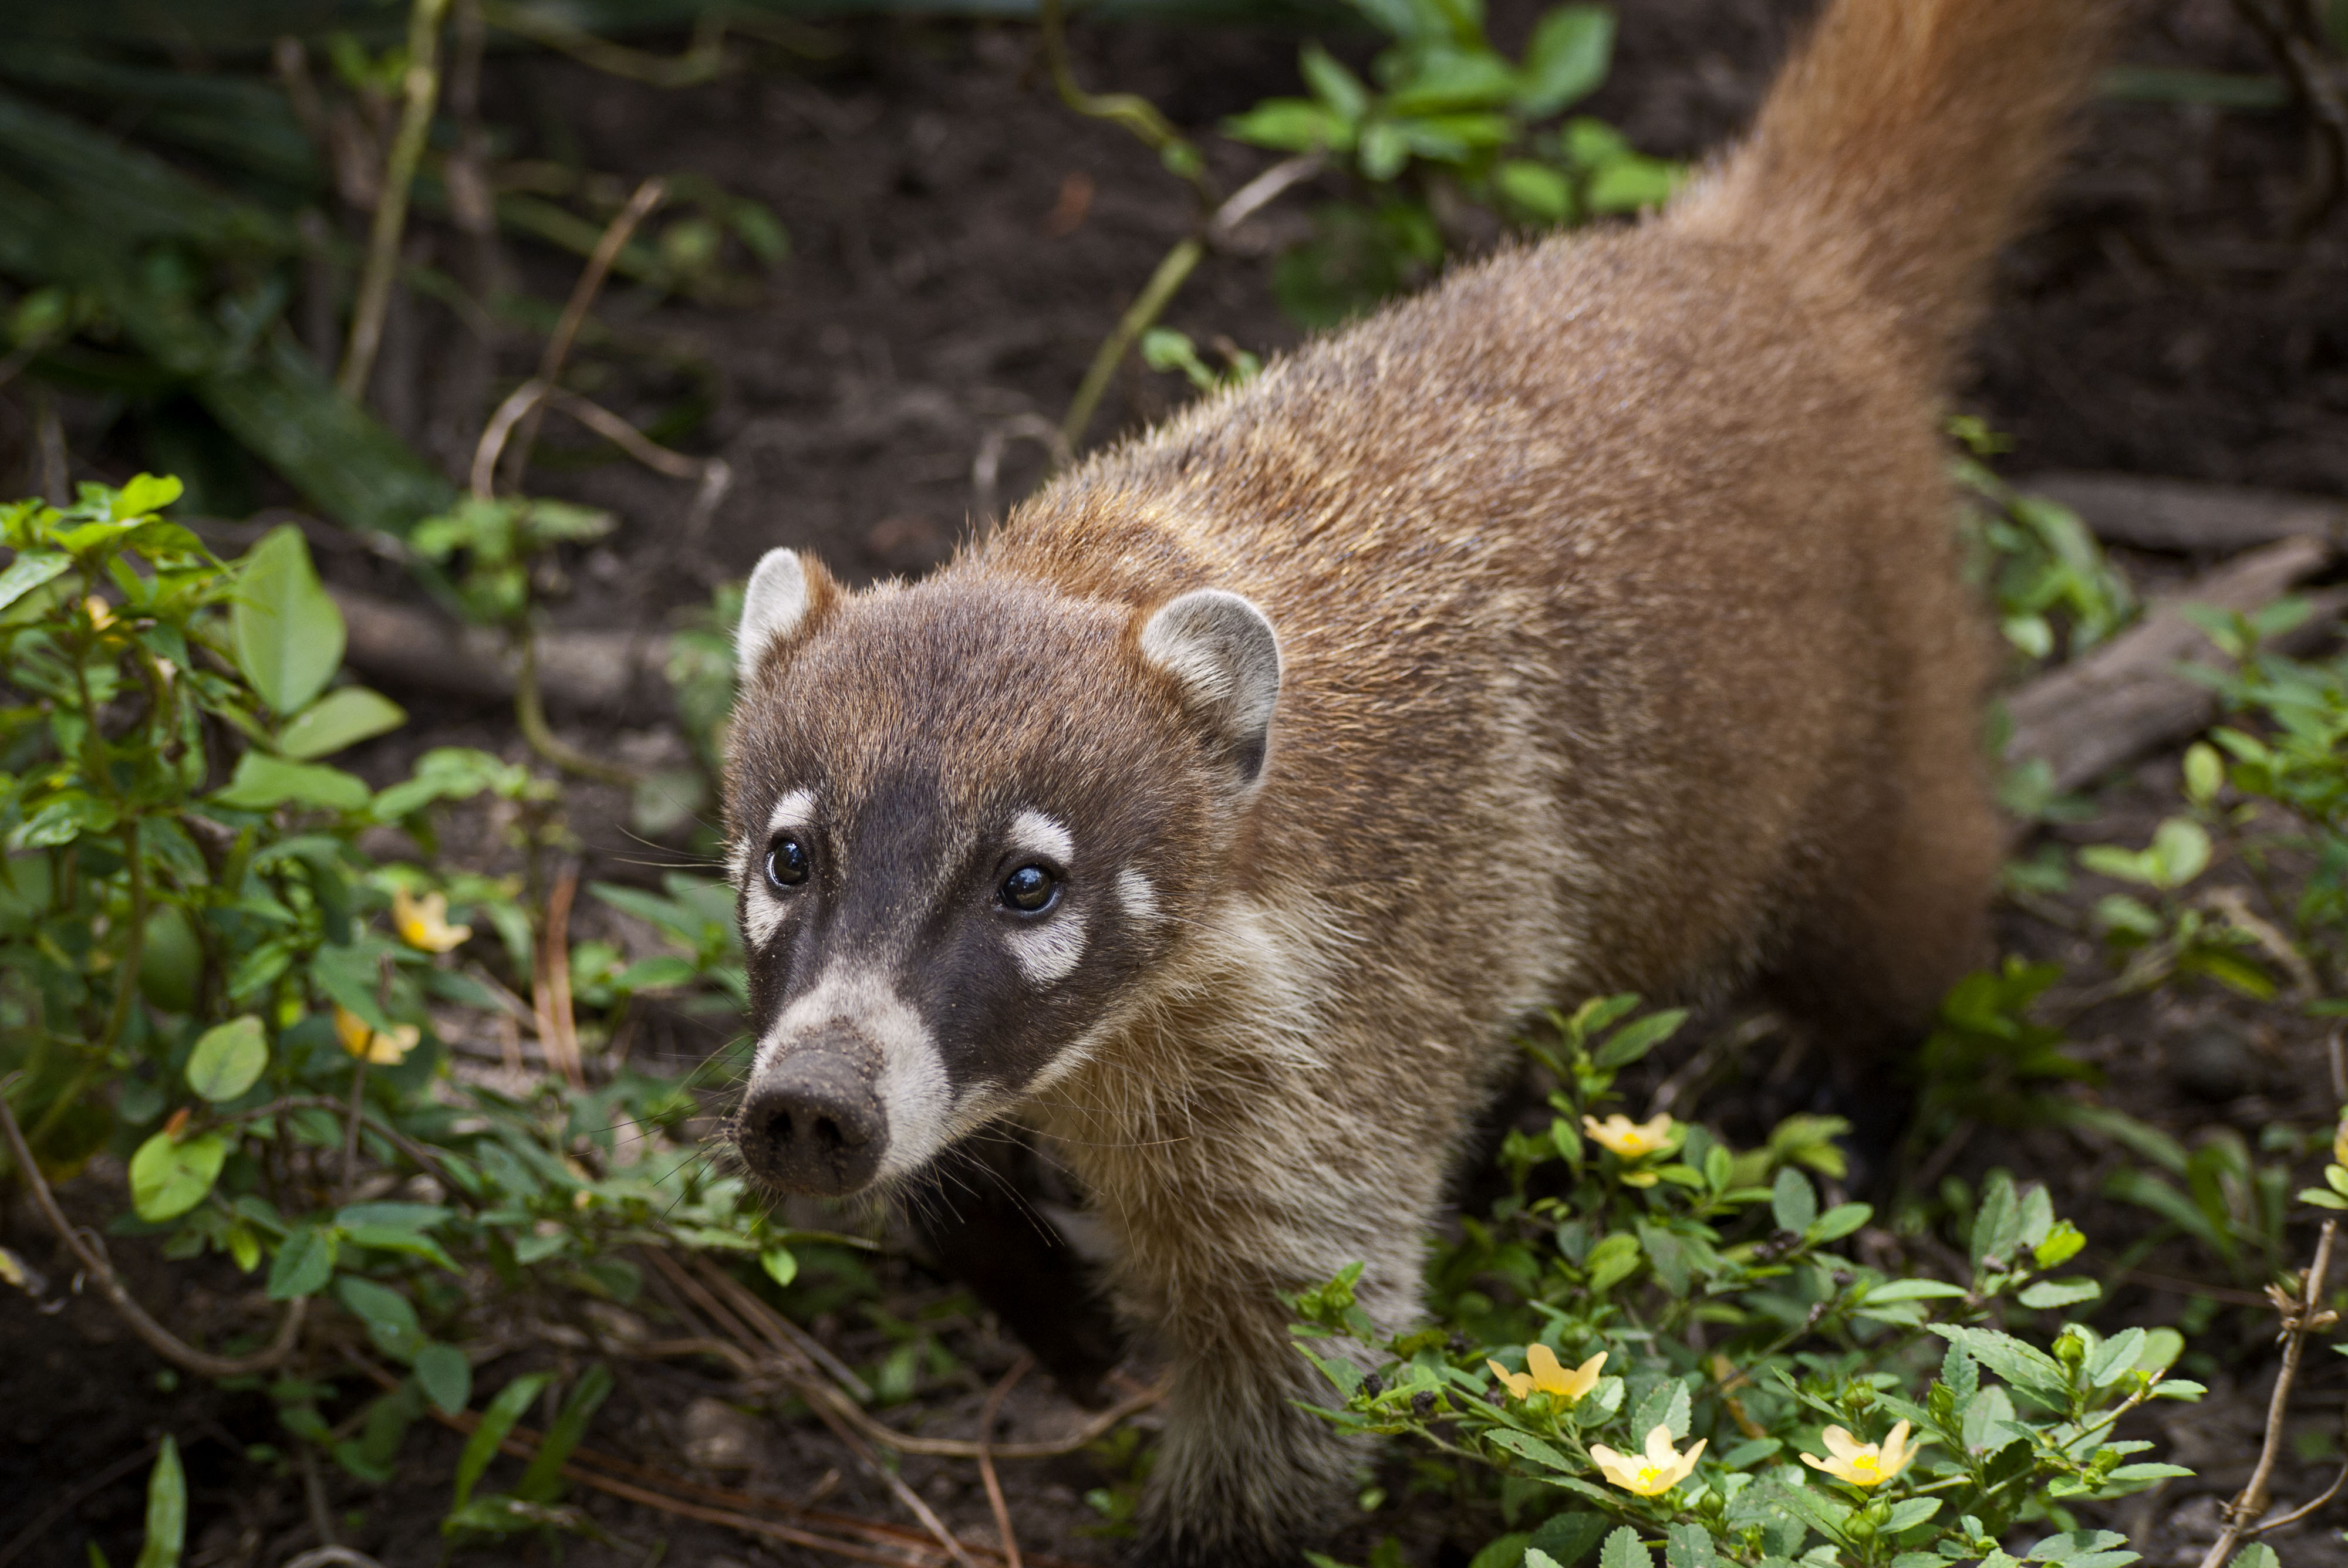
[1060,236,1202,453]
[514,630,637,785]
[338,0,453,400]
[2198,1216,2337,1568]
[1037,0,1213,205]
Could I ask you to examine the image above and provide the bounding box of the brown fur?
[721,1,2116,1560]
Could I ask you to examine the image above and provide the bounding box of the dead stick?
[338,0,452,399]
[977,1356,1033,1568]
[500,176,668,495]
[0,1082,306,1380]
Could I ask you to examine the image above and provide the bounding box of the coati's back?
[974,0,2111,1037]
[718,3,2117,1563]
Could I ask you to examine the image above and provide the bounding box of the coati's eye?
[765,835,811,890]
[999,864,1057,914]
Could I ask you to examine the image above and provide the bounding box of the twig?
[338,0,453,400]
[972,415,1072,526]
[517,629,640,785]
[1057,154,1321,452]
[2198,1032,2348,1567]
[977,1356,1033,1568]
[501,176,669,495]
[1061,238,1202,452]
[1036,0,1214,205]
[0,1081,307,1380]
[0,1440,157,1568]
[340,1057,369,1204]
[532,868,585,1088]
[283,1550,386,1568]
[482,2,735,87]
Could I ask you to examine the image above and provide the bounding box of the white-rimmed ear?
[738,548,836,674]
[1139,589,1281,788]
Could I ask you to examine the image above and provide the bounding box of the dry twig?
[2197,1032,2348,1567]
[977,1356,1033,1568]
[532,867,586,1089]
[0,1082,307,1380]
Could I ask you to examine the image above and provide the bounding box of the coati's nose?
[737,1051,886,1196]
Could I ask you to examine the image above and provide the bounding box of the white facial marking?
[1114,868,1159,926]
[1006,914,1087,987]
[738,789,817,951]
[1007,808,1074,867]
[756,965,949,1181]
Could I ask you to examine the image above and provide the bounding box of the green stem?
[1037,0,1213,204]
[514,627,637,785]
[98,821,147,1056]
[1060,236,1203,454]
[338,0,454,400]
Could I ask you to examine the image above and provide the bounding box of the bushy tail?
[1674,0,2118,374]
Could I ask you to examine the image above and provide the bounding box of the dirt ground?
[5,0,2348,1562]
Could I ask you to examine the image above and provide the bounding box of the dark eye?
[765,836,810,890]
[999,864,1057,914]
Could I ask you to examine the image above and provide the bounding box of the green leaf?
[2018,1278,2100,1309]
[1929,1324,2071,1408]
[1770,1167,1817,1233]
[336,1275,424,1362]
[0,549,69,612]
[1517,5,1614,116]
[1598,1525,1652,1568]
[1859,1279,1967,1305]
[760,1246,798,1287]
[515,1364,614,1503]
[1528,1514,1610,1567]
[2148,818,2210,887]
[1498,159,1574,221]
[1471,1536,1533,1568]
[1805,1202,1871,1244]
[1526,1553,1566,1568]
[454,1371,554,1510]
[1664,1523,1715,1568]
[1594,1008,1686,1067]
[129,1131,228,1221]
[343,1224,460,1272]
[414,1341,473,1416]
[184,1015,267,1102]
[276,685,406,760]
[231,525,343,715]
[212,752,370,812]
[266,1224,337,1299]
[131,1435,184,1568]
[1881,1498,1941,1535]
[1486,1427,1574,1471]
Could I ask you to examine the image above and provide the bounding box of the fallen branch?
[977,1356,1033,1568]
[2017,471,2347,554]
[330,587,672,715]
[0,1080,306,1380]
[2005,535,2342,795]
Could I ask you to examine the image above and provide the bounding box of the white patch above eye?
[766,789,816,837]
[1007,809,1074,866]
[1114,868,1159,926]
[1006,913,1087,987]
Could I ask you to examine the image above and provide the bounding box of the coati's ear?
[1138,589,1282,788]
[737,548,839,675]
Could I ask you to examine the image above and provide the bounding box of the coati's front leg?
[1064,1097,1439,1568]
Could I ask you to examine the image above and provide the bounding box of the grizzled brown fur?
[721,1,2118,1561]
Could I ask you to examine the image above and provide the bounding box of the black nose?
[737,1053,886,1195]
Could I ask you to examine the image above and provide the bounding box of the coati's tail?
[1673,0,2118,374]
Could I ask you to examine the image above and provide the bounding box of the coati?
[720,0,2113,1560]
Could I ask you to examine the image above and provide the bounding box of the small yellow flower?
[393,888,472,954]
[84,596,114,629]
[334,1005,421,1066]
[2332,1117,2348,1172]
[1487,1346,1607,1403]
[1583,1112,1675,1160]
[1589,1424,1705,1497]
[1800,1420,1918,1488]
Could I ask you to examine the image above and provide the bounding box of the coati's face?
[718,549,1280,1197]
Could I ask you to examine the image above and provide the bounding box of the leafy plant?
[1226,0,1681,325]
[1295,998,2199,1567]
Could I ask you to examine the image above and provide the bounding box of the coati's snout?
[737,1039,885,1195]
[720,548,1283,1197]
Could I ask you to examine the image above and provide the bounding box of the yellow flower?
[1589,1424,1705,1497]
[334,1005,421,1066]
[393,888,472,954]
[1583,1112,1675,1160]
[1800,1421,1918,1488]
[2332,1117,2348,1172]
[1487,1346,1607,1403]
[84,596,114,629]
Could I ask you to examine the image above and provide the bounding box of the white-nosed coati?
[720,0,2114,1559]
